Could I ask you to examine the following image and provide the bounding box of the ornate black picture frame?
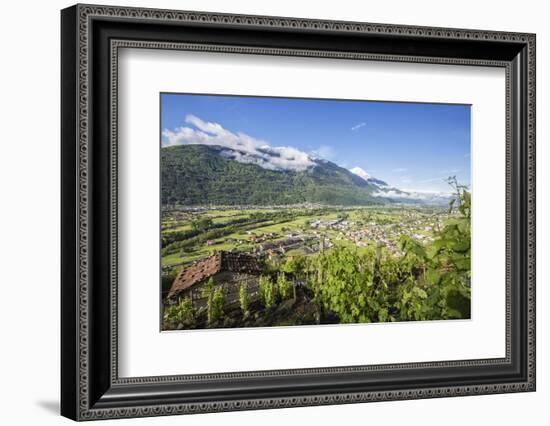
[61,4,536,421]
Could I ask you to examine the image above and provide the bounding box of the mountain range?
[161,144,450,206]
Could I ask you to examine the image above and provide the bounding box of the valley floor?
[161,205,449,270]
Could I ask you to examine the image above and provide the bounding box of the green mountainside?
[161,145,389,206]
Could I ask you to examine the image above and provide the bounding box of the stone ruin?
[167,251,262,304]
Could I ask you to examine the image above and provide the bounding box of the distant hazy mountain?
[348,166,452,206]
[161,144,450,206]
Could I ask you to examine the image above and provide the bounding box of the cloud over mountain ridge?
[162,115,315,172]
[162,115,452,205]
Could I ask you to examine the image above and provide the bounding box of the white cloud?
[162,115,315,172]
[349,166,371,181]
[392,167,408,173]
[311,145,336,160]
[401,188,452,196]
[351,122,366,131]
[372,190,411,198]
[372,188,452,204]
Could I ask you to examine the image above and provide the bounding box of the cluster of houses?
[315,215,442,257]
[247,231,277,242]
[309,218,352,230]
[335,226,403,256]
[252,234,335,258]
[255,235,315,255]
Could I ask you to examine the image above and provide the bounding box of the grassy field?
[161,205,450,271]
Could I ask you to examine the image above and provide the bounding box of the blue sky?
[161,93,471,193]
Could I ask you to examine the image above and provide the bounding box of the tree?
[191,217,213,233]
[282,255,307,279]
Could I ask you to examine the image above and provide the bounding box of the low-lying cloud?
[162,115,315,172]
[349,166,371,180]
[372,189,452,204]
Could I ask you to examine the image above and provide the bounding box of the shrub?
[258,275,275,309]
[210,287,225,323]
[201,277,224,325]
[277,273,290,300]
[239,282,249,315]
[163,297,194,327]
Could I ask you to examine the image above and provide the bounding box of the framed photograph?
[61,4,536,421]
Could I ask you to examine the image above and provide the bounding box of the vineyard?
[162,179,471,330]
